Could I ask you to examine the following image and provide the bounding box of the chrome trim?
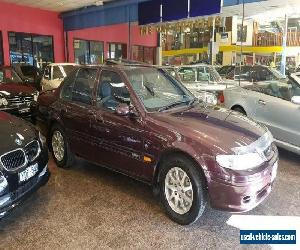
[0,140,41,171]
[25,140,41,163]
[0,148,28,171]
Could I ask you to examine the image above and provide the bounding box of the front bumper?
[0,145,50,219]
[0,102,38,119]
[207,150,278,213]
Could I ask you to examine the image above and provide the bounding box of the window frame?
[8,31,54,69]
[108,42,127,60]
[73,38,104,65]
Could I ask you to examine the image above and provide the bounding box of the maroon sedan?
[38,65,278,225]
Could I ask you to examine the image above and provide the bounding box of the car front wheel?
[159,155,207,225]
[51,124,74,168]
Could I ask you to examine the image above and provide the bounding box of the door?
[59,67,98,159]
[90,70,147,178]
[254,81,300,147]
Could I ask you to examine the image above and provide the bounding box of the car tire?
[159,155,207,225]
[233,106,246,115]
[50,124,74,168]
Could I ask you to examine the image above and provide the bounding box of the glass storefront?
[8,32,54,69]
[0,32,3,65]
[131,45,156,64]
[74,39,104,64]
[108,43,127,60]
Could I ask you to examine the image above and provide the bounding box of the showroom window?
[108,43,127,60]
[74,39,104,65]
[237,24,247,42]
[8,32,54,70]
[131,45,156,64]
[0,32,3,65]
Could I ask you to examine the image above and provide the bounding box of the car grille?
[7,95,34,106]
[0,140,40,171]
[10,175,39,201]
[0,149,26,171]
[24,141,40,162]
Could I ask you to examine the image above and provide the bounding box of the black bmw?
[0,111,50,218]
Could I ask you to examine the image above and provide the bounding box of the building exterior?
[0,1,158,69]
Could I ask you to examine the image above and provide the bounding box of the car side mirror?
[116,103,139,117]
[291,96,300,105]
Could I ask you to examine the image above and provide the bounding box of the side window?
[72,68,97,105]
[178,68,196,82]
[60,70,77,101]
[53,66,64,80]
[197,67,209,81]
[97,70,129,111]
[44,66,51,80]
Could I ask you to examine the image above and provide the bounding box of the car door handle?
[258,99,266,105]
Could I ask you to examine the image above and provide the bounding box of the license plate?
[18,163,39,183]
[19,108,30,114]
[271,161,278,182]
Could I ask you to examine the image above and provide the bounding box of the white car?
[41,63,78,91]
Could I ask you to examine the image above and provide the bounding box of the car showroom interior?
[0,0,299,249]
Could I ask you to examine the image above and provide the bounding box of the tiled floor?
[0,149,299,249]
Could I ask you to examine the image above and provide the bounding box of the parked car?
[12,63,42,90]
[224,73,300,155]
[0,66,39,120]
[40,63,78,91]
[0,111,50,218]
[38,65,278,225]
[161,66,218,105]
[222,65,286,85]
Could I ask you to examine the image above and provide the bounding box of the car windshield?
[20,65,38,77]
[0,68,23,84]
[178,66,223,83]
[124,67,194,112]
[246,79,300,101]
[269,68,286,80]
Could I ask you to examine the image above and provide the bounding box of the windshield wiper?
[158,100,191,112]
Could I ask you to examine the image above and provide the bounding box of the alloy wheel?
[164,167,193,215]
[52,130,65,162]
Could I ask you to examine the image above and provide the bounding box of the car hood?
[0,83,36,96]
[149,104,266,155]
[0,112,37,154]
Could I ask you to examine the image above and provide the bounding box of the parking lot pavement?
[0,149,299,250]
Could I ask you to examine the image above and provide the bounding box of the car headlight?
[216,130,273,170]
[0,173,8,195]
[0,98,8,106]
[39,131,46,146]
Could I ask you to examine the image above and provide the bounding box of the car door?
[254,81,300,147]
[90,69,148,179]
[59,67,98,160]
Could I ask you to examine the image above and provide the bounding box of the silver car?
[177,64,235,93]
[224,74,300,154]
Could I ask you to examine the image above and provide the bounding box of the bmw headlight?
[216,130,273,170]
[0,98,8,106]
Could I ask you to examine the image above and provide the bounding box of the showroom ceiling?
[2,0,116,11]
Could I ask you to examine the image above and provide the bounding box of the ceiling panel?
[2,0,116,12]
